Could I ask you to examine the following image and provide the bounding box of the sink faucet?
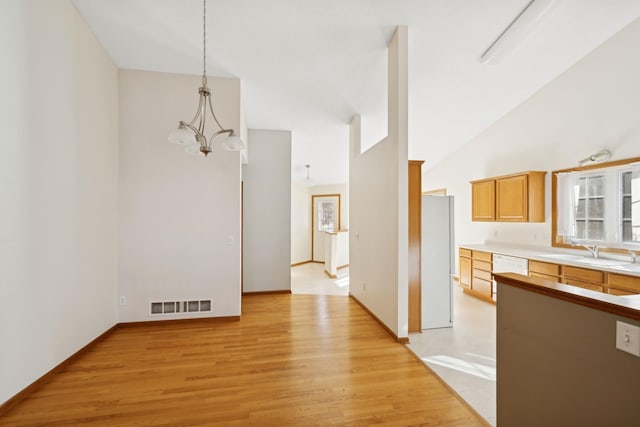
[583,244,599,259]
[630,250,638,264]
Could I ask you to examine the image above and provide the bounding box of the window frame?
[552,156,640,254]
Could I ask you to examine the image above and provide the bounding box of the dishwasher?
[492,254,528,300]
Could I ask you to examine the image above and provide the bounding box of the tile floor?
[407,286,496,426]
[291,262,349,296]
[290,263,496,425]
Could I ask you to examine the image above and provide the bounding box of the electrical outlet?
[119,296,127,306]
[616,321,640,357]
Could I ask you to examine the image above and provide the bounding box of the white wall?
[291,183,311,264]
[118,70,242,322]
[242,129,292,292]
[349,27,409,339]
[0,0,119,405]
[423,17,640,257]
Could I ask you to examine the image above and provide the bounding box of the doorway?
[311,194,341,262]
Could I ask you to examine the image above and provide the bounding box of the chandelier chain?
[202,0,207,84]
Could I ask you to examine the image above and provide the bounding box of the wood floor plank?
[1,294,483,426]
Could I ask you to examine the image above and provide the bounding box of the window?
[574,174,605,240]
[553,158,640,250]
[318,201,336,232]
[622,170,640,243]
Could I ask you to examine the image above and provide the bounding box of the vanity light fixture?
[168,0,244,156]
[578,150,611,167]
[480,0,557,65]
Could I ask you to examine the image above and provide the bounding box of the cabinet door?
[459,255,471,289]
[529,260,561,277]
[608,273,640,294]
[472,180,495,221]
[472,277,493,297]
[496,174,528,221]
[529,272,560,282]
[562,278,604,293]
[563,266,604,283]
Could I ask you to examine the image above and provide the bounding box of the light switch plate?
[616,321,640,357]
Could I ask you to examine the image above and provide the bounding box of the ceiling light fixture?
[168,0,244,156]
[578,150,611,167]
[480,0,557,65]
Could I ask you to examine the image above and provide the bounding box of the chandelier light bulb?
[168,126,196,146]
[185,141,205,156]
[220,132,246,151]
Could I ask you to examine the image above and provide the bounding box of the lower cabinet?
[460,250,494,303]
[607,273,640,295]
[528,260,561,282]
[459,248,472,289]
[562,266,605,292]
[459,247,640,302]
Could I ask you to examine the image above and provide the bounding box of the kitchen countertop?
[495,272,640,320]
[459,241,640,278]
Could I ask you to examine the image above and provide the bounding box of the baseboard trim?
[291,260,312,267]
[118,316,241,328]
[242,290,292,296]
[337,264,349,270]
[349,293,409,344]
[0,323,119,416]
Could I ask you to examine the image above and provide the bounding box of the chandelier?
[168,0,244,156]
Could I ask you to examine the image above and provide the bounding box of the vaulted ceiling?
[72,0,640,185]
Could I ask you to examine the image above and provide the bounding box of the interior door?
[312,194,340,262]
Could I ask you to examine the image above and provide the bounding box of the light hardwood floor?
[2,294,483,426]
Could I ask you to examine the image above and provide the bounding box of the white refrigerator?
[421,195,454,330]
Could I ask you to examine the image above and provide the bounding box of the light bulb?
[168,126,196,146]
[220,133,246,151]
[185,141,204,156]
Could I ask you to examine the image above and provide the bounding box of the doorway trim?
[311,193,341,261]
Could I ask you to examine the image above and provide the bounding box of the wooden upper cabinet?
[496,174,528,221]
[471,179,495,221]
[471,171,546,222]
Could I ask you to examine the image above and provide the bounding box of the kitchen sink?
[609,263,640,273]
[539,253,632,269]
[539,253,585,261]
[575,258,626,267]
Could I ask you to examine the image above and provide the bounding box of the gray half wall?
[497,281,640,427]
[242,129,292,292]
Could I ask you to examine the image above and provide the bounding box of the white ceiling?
[71,0,640,185]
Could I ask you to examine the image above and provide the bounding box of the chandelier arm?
[198,93,207,137]
[211,129,233,140]
[207,94,227,131]
[180,121,200,134]
[187,92,205,128]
